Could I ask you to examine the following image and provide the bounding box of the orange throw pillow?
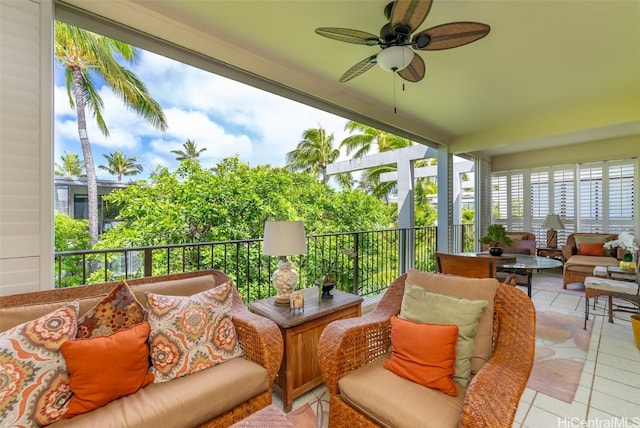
[383,316,458,396]
[61,322,154,417]
[578,242,604,256]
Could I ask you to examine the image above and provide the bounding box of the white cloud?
[55,48,353,179]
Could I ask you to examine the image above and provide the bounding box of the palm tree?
[55,151,85,178]
[340,121,411,158]
[171,139,206,161]
[99,151,143,181]
[285,127,340,185]
[55,22,167,245]
[340,121,413,200]
[335,172,354,191]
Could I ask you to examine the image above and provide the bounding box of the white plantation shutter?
[493,160,635,243]
[607,162,635,233]
[491,175,508,221]
[0,0,53,294]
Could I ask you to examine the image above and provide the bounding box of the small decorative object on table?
[289,291,304,313]
[479,224,513,257]
[604,232,638,272]
[319,280,336,299]
[316,258,338,300]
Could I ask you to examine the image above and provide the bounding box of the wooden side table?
[537,247,564,264]
[249,287,362,412]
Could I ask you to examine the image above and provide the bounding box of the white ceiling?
[62,0,640,159]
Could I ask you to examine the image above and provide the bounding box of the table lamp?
[542,214,565,248]
[263,221,307,305]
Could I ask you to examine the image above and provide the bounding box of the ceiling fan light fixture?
[376,46,414,72]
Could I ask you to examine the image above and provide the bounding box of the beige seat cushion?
[339,356,467,428]
[405,269,499,374]
[565,255,619,273]
[49,357,269,428]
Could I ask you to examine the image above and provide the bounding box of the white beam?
[326,144,437,175]
[380,160,474,182]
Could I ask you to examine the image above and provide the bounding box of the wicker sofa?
[562,233,619,288]
[317,271,535,428]
[0,270,283,428]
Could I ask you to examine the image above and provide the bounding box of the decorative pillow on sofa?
[383,316,458,395]
[145,280,243,382]
[578,242,605,256]
[61,321,155,417]
[405,269,498,374]
[400,282,488,386]
[76,280,146,338]
[0,302,78,427]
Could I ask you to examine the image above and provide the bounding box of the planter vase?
[489,247,503,257]
[632,314,640,351]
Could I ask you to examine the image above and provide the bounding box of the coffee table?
[457,253,562,297]
[249,287,362,412]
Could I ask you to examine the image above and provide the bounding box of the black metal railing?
[54,224,476,303]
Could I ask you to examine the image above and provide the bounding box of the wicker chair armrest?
[318,274,406,394]
[231,293,283,384]
[460,284,535,428]
[318,313,392,395]
[562,245,575,261]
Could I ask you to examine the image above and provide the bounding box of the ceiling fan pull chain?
[393,73,397,114]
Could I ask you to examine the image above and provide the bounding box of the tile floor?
[273,270,640,427]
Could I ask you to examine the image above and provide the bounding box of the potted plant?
[315,259,338,300]
[479,224,513,256]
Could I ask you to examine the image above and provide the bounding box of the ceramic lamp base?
[272,258,299,306]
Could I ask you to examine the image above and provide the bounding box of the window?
[492,159,637,244]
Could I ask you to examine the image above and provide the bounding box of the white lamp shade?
[542,214,565,230]
[263,221,307,256]
[376,46,415,72]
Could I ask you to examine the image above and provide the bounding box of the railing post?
[352,232,359,295]
[144,248,153,278]
[398,228,414,275]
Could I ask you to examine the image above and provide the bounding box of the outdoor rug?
[527,306,593,403]
[285,388,328,428]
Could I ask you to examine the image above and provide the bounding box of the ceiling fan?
[315,0,490,83]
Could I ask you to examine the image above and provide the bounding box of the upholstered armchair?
[317,271,535,428]
[562,233,619,288]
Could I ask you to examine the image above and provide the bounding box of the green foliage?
[479,224,512,247]
[54,213,91,288]
[54,213,90,251]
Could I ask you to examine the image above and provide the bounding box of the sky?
[54,49,353,181]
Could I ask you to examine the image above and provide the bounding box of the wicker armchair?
[317,273,535,428]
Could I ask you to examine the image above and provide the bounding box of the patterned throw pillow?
[0,303,79,427]
[76,280,146,338]
[145,281,243,382]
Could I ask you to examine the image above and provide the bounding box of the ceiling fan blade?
[397,54,425,82]
[315,27,381,46]
[339,55,378,83]
[414,22,490,50]
[390,0,433,34]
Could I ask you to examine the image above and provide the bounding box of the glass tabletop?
[498,254,562,270]
[457,253,562,269]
